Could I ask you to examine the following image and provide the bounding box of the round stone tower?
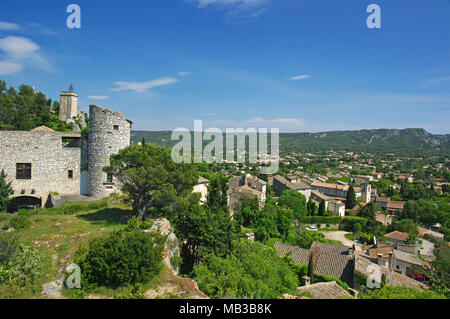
[88,104,132,198]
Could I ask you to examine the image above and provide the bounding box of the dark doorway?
[7,196,42,213]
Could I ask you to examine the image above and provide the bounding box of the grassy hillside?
[131,128,450,156]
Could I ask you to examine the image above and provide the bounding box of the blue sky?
[0,0,449,133]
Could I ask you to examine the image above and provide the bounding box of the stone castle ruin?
[0,88,132,212]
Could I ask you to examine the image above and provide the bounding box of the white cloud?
[178,71,191,76]
[421,76,450,89]
[0,36,52,75]
[188,0,271,18]
[289,74,310,81]
[88,96,110,100]
[0,36,39,59]
[245,117,306,127]
[0,22,20,31]
[0,61,22,75]
[111,77,180,93]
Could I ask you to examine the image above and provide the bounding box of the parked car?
[306,226,318,232]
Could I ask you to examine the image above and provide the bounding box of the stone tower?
[87,104,132,198]
[362,184,372,203]
[59,86,78,122]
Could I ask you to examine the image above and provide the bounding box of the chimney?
[302,276,311,286]
[415,238,421,256]
[388,252,393,272]
[378,253,383,267]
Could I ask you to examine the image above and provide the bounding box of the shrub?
[0,232,19,264]
[341,216,367,231]
[7,216,32,230]
[0,244,42,296]
[299,216,342,224]
[76,229,164,288]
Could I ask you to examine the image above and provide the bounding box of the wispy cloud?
[0,21,20,31]
[188,0,271,18]
[111,76,180,93]
[0,61,22,75]
[289,74,310,81]
[178,71,192,76]
[0,36,53,75]
[88,96,110,100]
[28,23,59,36]
[421,76,450,89]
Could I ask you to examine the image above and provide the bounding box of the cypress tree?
[345,185,357,209]
[318,200,326,216]
[307,253,314,279]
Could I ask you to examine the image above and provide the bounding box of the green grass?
[345,233,355,241]
[0,201,133,299]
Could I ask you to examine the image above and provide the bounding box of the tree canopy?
[104,143,198,221]
[0,81,73,131]
[192,240,299,299]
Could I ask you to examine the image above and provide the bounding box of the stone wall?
[87,104,132,198]
[0,130,82,203]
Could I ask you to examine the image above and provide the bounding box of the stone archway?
[7,196,42,213]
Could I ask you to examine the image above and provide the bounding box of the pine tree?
[0,170,12,212]
[345,185,357,209]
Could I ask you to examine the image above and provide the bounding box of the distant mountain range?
[131,128,450,156]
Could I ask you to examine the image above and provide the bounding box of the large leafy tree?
[278,189,307,219]
[0,170,12,212]
[192,240,299,299]
[104,143,198,221]
[174,177,241,273]
[345,185,357,209]
[0,81,72,131]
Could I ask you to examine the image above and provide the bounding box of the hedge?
[299,216,342,225]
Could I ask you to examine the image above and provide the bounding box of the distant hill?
[131,128,450,156]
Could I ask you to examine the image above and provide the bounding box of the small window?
[113,125,119,130]
[106,173,113,183]
[16,163,32,180]
[68,170,74,179]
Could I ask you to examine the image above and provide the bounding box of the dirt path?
[321,231,358,248]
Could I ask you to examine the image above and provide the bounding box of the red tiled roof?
[384,231,409,241]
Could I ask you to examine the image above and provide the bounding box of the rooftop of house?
[384,231,410,242]
[31,125,55,132]
[275,242,355,286]
[309,242,355,285]
[355,252,427,289]
[311,182,349,191]
[274,175,311,190]
[297,281,352,299]
[367,246,394,259]
[394,249,429,267]
[387,200,406,210]
[274,242,310,265]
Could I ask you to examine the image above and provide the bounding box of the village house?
[310,190,346,217]
[227,174,267,215]
[272,174,312,202]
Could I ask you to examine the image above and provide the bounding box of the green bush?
[299,216,342,224]
[0,244,42,297]
[6,216,32,230]
[76,229,164,288]
[0,232,19,264]
[341,216,368,231]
